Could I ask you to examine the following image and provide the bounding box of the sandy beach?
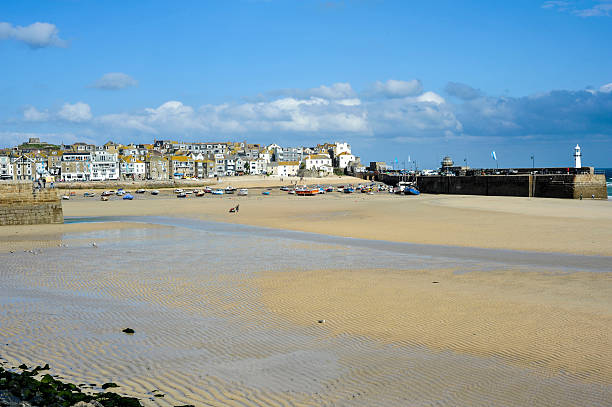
[1,189,611,406]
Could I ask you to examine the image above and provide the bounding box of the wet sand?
[1,193,611,406]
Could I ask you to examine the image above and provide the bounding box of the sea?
[598,168,612,199]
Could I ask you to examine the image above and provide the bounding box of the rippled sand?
[0,218,611,406]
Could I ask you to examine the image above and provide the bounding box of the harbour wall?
[364,173,607,199]
[0,181,63,225]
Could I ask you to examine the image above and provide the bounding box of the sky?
[1,0,611,169]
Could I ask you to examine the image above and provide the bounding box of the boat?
[184,190,193,195]
[238,188,248,196]
[280,186,290,191]
[174,188,184,194]
[150,190,159,195]
[405,186,420,195]
[343,186,354,194]
[296,186,319,196]
[288,189,296,195]
[101,190,113,197]
[100,195,109,201]
[116,189,125,196]
[225,186,236,194]
[203,187,212,193]
[61,195,70,200]
[262,191,270,195]
[212,189,224,195]
[83,192,95,197]
[196,191,206,197]
[325,186,334,192]
[135,189,146,194]
[397,181,420,196]
[177,192,187,198]
[123,193,134,200]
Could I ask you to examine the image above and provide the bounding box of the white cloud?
[58,102,92,122]
[542,1,612,17]
[599,83,612,93]
[0,22,67,48]
[92,72,138,90]
[23,106,50,122]
[369,79,424,98]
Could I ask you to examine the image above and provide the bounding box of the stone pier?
[0,181,63,225]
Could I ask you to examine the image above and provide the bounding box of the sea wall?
[414,174,607,199]
[0,181,63,225]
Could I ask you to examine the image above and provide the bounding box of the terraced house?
[119,155,146,180]
[61,152,92,182]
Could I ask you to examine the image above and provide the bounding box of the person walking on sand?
[235,204,239,213]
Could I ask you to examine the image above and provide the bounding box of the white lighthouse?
[574,144,582,168]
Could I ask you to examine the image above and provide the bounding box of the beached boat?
[100,195,109,201]
[123,193,134,200]
[116,189,125,196]
[225,186,236,194]
[101,190,113,197]
[288,189,296,195]
[61,195,70,200]
[135,189,146,194]
[262,190,271,195]
[212,189,224,195]
[196,191,205,197]
[203,187,212,193]
[296,187,319,196]
[83,192,95,197]
[177,192,187,198]
[174,189,184,194]
[326,186,334,192]
[238,188,248,196]
[280,186,290,191]
[343,186,354,194]
[150,190,159,195]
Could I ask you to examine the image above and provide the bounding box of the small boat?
[238,188,248,196]
[83,192,95,197]
[405,186,420,195]
[174,188,184,194]
[101,190,113,197]
[225,186,236,194]
[343,187,354,194]
[203,187,212,193]
[123,194,134,200]
[100,195,109,201]
[69,191,76,196]
[325,186,334,192]
[116,190,125,196]
[177,192,187,198]
[296,187,319,196]
[288,189,296,195]
[61,195,70,200]
[184,190,193,195]
[196,191,206,197]
[212,189,224,195]
[262,190,270,195]
[136,189,146,194]
[150,190,159,195]
[280,186,290,191]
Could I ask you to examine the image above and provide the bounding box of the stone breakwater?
[0,181,63,226]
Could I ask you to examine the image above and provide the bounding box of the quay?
[0,181,63,225]
[359,167,607,199]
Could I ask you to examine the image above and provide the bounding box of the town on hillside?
[0,138,364,182]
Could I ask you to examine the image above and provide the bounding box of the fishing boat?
[296,186,319,196]
[238,188,248,196]
[123,193,134,200]
[150,190,159,195]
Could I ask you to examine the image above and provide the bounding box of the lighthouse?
[574,144,582,169]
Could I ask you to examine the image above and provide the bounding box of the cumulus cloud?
[542,1,612,17]
[0,22,67,48]
[58,102,92,122]
[271,82,356,100]
[445,82,483,100]
[600,83,612,93]
[368,79,424,98]
[23,106,50,122]
[91,72,138,90]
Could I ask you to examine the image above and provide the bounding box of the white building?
[90,151,119,181]
[335,151,356,169]
[304,154,333,173]
[61,152,92,182]
[270,161,299,177]
[248,158,268,175]
[333,142,351,156]
[119,156,146,180]
[0,156,14,180]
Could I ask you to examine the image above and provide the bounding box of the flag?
[491,151,497,161]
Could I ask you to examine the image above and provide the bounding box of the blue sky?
[1,0,611,168]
